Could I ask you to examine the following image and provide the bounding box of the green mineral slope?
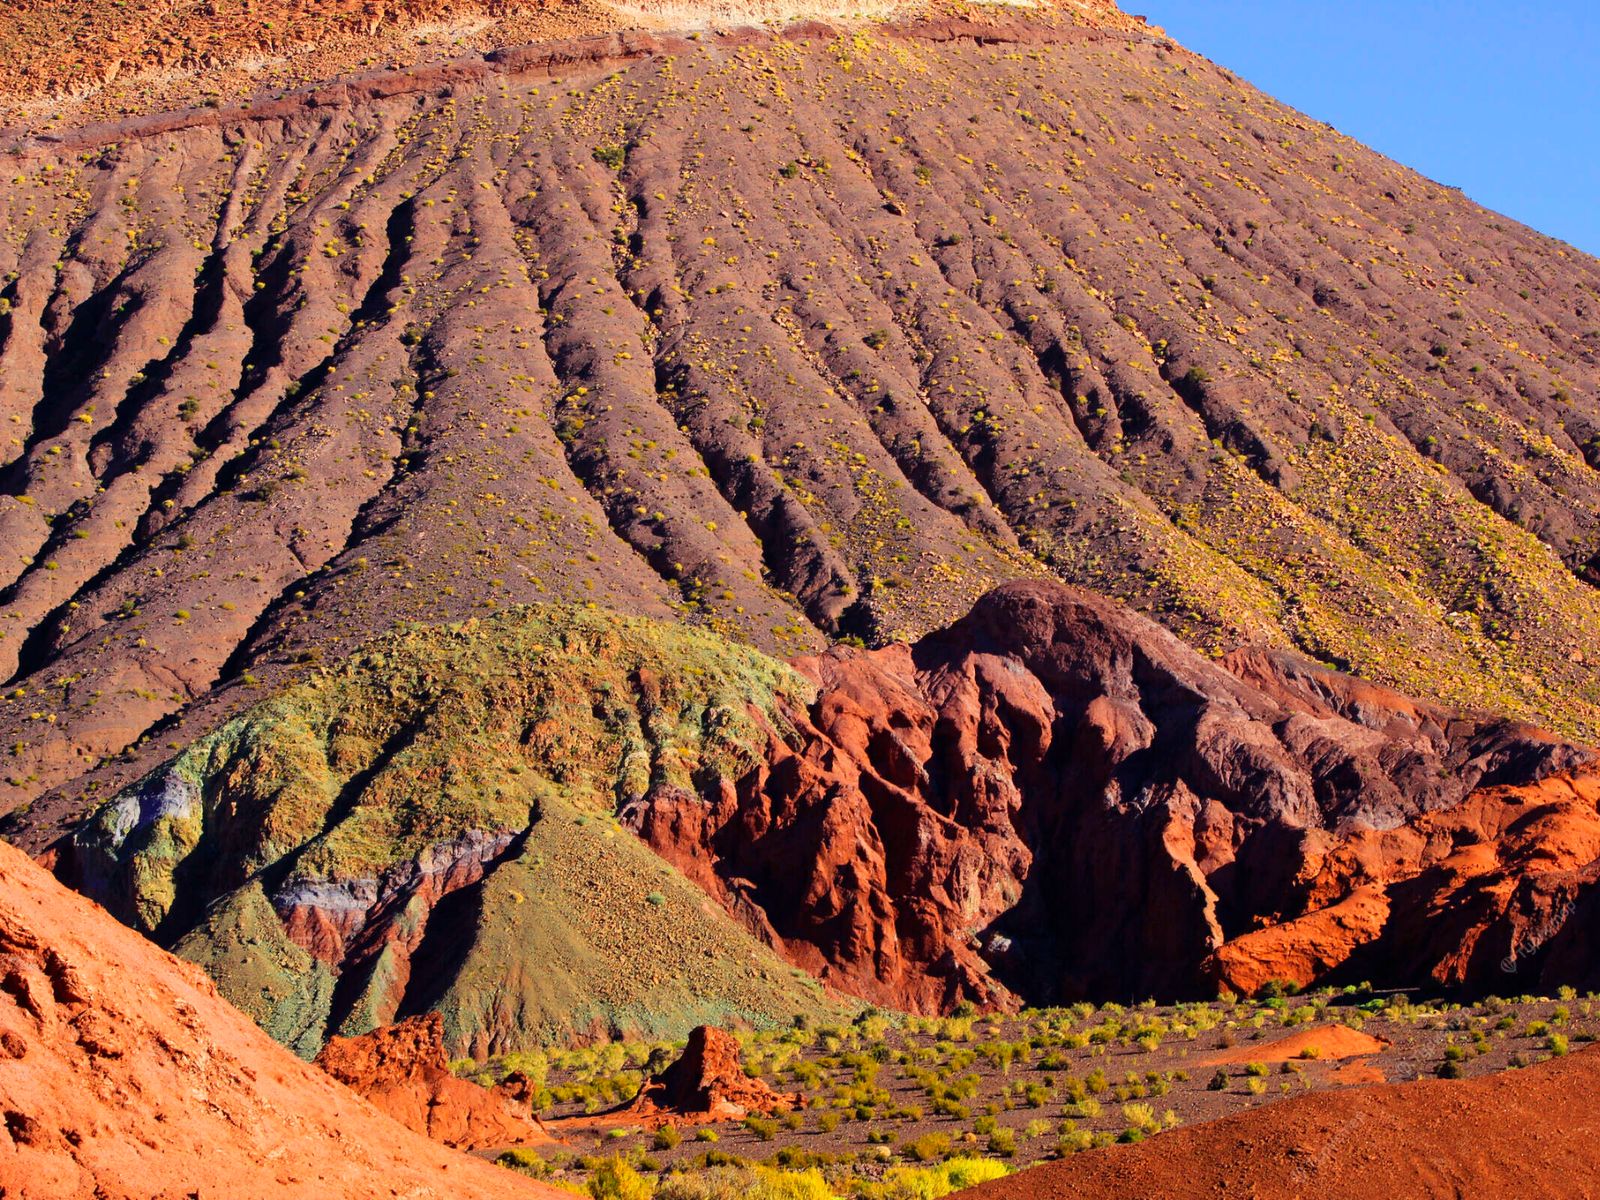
[69,605,848,1055]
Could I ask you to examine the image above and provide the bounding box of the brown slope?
[0,838,560,1199]
[955,1046,1600,1200]
[6,11,1600,849]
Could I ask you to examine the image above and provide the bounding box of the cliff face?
[64,587,1600,1057]
[632,581,1600,1008]
[8,13,1600,854]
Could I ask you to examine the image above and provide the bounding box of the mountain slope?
[0,836,561,1199]
[5,11,1600,849]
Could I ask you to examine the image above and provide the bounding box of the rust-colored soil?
[1198,1024,1389,1067]
[0,838,560,1199]
[957,1047,1600,1200]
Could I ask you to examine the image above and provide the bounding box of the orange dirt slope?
[957,1046,1600,1200]
[0,838,560,1200]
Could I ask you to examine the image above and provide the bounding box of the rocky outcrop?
[0,839,562,1199]
[315,1014,551,1150]
[625,1025,803,1122]
[629,581,1600,1008]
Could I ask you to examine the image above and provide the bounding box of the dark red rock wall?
[632,582,1600,1008]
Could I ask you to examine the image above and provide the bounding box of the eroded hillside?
[59,586,1600,1055]
[5,14,1600,850]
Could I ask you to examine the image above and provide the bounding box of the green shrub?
[588,1157,651,1200]
[657,1166,835,1200]
[987,1127,1017,1157]
[495,1148,549,1178]
[653,1124,681,1151]
[903,1132,952,1163]
[857,1158,1008,1199]
[1056,1129,1094,1155]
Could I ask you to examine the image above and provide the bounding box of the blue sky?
[1141,1,1600,257]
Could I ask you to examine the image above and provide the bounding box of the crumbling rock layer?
[955,1045,1600,1200]
[0,838,560,1199]
[316,1013,552,1149]
[8,12,1600,853]
[0,0,1150,126]
[630,581,1600,1008]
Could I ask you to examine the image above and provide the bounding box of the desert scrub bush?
[902,1132,952,1163]
[588,1157,651,1200]
[856,1158,1009,1199]
[745,1116,779,1141]
[1548,1033,1571,1057]
[1122,1102,1159,1135]
[986,1127,1016,1157]
[653,1125,682,1151]
[657,1166,835,1200]
[495,1148,550,1178]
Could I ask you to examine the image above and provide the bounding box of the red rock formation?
[625,1026,802,1122]
[955,1046,1600,1200]
[0,839,559,1199]
[1196,1024,1388,1067]
[629,580,1600,1009]
[315,1014,552,1150]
